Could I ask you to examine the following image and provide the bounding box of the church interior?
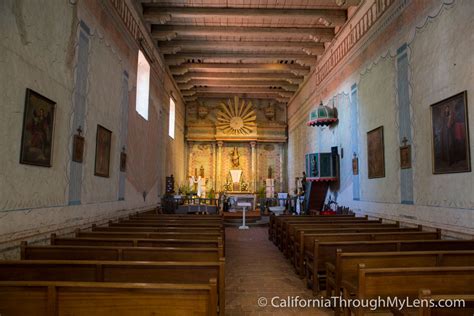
[1,0,473,315]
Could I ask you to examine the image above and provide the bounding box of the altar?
[225,193,256,212]
[185,97,288,204]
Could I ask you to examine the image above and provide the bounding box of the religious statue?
[231,147,240,168]
[189,175,206,197]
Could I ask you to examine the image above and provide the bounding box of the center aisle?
[225,227,333,315]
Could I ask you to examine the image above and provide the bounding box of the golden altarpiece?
[185,96,288,204]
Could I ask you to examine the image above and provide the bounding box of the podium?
[237,202,252,230]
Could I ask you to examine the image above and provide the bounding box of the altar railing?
[161,196,220,214]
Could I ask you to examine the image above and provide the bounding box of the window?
[169,97,175,139]
[135,50,150,120]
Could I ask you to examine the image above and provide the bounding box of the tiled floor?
[225,227,333,316]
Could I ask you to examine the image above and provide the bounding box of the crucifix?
[402,137,409,146]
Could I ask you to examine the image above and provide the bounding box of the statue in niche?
[268,166,273,179]
[230,147,240,168]
[197,103,209,120]
[200,165,205,177]
[264,104,276,121]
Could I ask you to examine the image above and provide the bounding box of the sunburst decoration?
[216,96,257,135]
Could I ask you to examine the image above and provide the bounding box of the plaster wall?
[0,0,186,258]
[287,0,474,237]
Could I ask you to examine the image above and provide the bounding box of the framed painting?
[94,125,112,177]
[367,126,385,179]
[72,135,85,163]
[400,145,411,169]
[430,91,470,174]
[19,89,56,167]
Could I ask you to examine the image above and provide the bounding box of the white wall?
[0,0,186,258]
[287,0,474,238]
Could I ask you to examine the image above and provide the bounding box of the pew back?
[21,243,222,262]
[0,280,217,316]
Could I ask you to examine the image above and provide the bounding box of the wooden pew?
[298,230,440,279]
[286,223,412,258]
[110,221,223,228]
[51,235,223,249]
[290,226,422,262]
[342,266,474,316]
[129,210,221,216]
[305,239,474,294]
[274,215,365,242]
[418,289,474,316]
[0,280,217,316]
[76,230,223,241]
[93,224,226,242]
[274,216,370,246]
[130,214,223,220]
[21,243,223,261]
[283,220,391,252]
[268,213,357,242]
[118,220,223,226]
[0,259,225,314]
[326,250,474,301]
[93,225,222,233]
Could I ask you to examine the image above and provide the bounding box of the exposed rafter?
[137,0,358,106]
[184,93,290,103]
[174,72,305,85]
[151,25,334,42]
[178,80,299,92]
[183,86,294,98]
[164,52,317,66]
[169,63,311,76]
[143,7,347,26]
[157,40,325,56]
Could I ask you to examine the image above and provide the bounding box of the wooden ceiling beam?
[164,52,316,66]
[174,72,304,84]
[169,63,311,76]
[186,100,288,107]
[178,80,299,92]
[185,86,294,98]
[143,7,347,26]
[183,93,290,103]
[151,25,334,42]
[157,40,325,56]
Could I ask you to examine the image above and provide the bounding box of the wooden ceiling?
[137,0,361,105]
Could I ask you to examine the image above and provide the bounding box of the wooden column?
[187,141,194,177]
[250,141,257,192]
[216,141,223,191]
[212,142,217,190]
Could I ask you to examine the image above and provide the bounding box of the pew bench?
[51,235,223,249]
[418,289,474,316]
[288,225,420,260]
[21,243,223,261]
[279,217,382,251]
[269,214,359,243]
[341,266,474,316]
[300,231,441,281]
[76,230,223,241]
[284,220,392,254]
[305,237,473,294]
[325,250,474,313]
[0,259,225,314]
[0,280,218,316]
[274,216,367,247]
